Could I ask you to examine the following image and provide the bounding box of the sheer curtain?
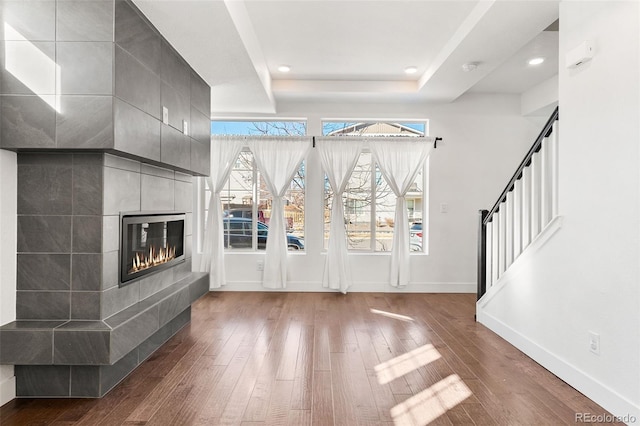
[371,137,434,287]
[199,136,243,289]
[249,137,311,289]
[316,138,362,293]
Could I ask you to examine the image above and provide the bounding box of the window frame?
[197,118,430,256]
[320,119,430,254]
[322,146,428,253]
[201,119,308,253]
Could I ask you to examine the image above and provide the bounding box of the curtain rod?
[312,136,442,148]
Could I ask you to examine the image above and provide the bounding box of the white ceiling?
[134,0,560,116]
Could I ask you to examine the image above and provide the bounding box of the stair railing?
[477,107,559,300]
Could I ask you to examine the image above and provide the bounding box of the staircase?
[477,107,559,301]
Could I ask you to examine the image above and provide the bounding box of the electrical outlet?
[257,260,264,271]
[588,331,600,355]
[440,203,449,213]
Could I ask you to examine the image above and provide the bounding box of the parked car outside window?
[410,222,423,251]
[223,217,304,250]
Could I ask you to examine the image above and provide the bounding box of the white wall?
[205,93,540,292]
[0,150,17,406]
[478,1,640,421]
[521,74,559,117]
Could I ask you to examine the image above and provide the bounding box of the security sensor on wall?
[566,40,594,69]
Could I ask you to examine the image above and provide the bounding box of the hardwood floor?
[0,292,618,425]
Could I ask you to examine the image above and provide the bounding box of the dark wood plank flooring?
[0,292,618,425]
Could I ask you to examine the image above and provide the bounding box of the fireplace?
[120,212,186,285]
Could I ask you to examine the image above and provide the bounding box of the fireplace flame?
[128,245,176,274]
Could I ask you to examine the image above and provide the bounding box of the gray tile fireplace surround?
[0,152,209,397]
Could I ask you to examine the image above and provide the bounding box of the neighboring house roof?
[326,122,424,137]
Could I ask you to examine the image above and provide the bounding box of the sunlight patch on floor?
[370,308,414,322]
[391,374,472,426]
[374,344,441,385]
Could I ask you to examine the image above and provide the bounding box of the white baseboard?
[0,374,15,407]
[477,310,640,423]
[214,281,475,293]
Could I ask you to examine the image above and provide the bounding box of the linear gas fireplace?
[120,212,186,285]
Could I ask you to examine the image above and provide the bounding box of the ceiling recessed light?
[528,57,545,66]
[277,65,291,73]
[404,66,418,75]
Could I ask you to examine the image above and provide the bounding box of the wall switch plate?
[182,120,189,135]
[440,203,449,213]
[162,106,168,125]
[588,331,600,355]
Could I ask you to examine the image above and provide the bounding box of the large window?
[207,120,307,251]
[322,121,428,253]
[199,119,429,254]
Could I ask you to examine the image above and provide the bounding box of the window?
[205,120,307,252]
[212,120,307,136]
[322,121,428,253]
[198,119,429,255]
[322,121,426,137]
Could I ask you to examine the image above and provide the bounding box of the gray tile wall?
[161,120,191,171]
[189,70,211,175]
[16,153,104,321]
[112,0,210,175]
[0,326,56,365]
[4,1,206,392]
[14,306,192,397]
[101,155,194,318]
[57,96,114,149]
[0,0,115,151]
[1,0,210,176]
[1,96,57,149]
[15,365,71,397]
[56,0,115,42]
[58,42,113,95]
[16,152,194,322]
[54,322,111,364]
[0,41,56,94]
[115,45,161,119]
[115,0,161,73]
[113,98,161,162]
[1,1,56,42]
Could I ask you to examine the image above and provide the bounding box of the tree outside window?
[210,121,307,251]
[322,121,428,252]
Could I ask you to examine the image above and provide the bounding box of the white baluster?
[513,178,523,260]
[540,139,553,228]
[531,151,542,238]
[505,192,514,269]
[498,205,507,277]
[521,166,532,250]
[550,122,559,218]
[486,221,493,288]
[491,216,499,284]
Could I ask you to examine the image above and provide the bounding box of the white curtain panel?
[370,137,434,287]
[316,138,363,293]
[249,137,312,289]
[199,136,244,289]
